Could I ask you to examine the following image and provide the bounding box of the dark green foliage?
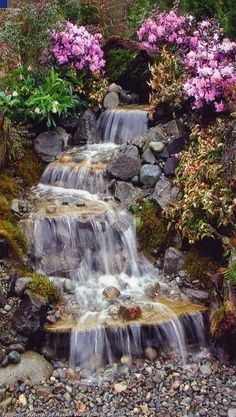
[105,49,138,82]
[181,0,236,38]
[126,0,158,37]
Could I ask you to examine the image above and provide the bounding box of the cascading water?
[21,107,207,372]
[96,107,148,143]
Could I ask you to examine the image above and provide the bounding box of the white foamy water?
[23,107,206,370]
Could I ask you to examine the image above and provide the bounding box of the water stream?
[22,107,206,371]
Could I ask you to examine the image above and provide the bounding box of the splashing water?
[21,107,207,371]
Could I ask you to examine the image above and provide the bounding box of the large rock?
[73,110,99,145]
[12,291,48,336]
[142,149,156,164]
[0,351,53,386]
[184,288,209,304]
[140,164,162,187]
[151,177,179,209]
[164,120,185,155]
[107,83,123,94]
[107,146,141,180]
[164,157,179,176]
[163,247,184,275]
[34,131,64,162]
[103,92,119,109]
[114,181,142,208]
[133,126,166,151]
[14,277,33,297]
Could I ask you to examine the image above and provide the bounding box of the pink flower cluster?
[51,22,105,73]
[138,12,236,112]
[137,11,193,51]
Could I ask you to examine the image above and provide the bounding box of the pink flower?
[214,101,225,112]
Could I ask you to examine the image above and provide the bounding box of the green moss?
[184,249,219,285]
[0,172,19,199]
[0,195,15,223]
[0,220,27,260]
[26,273,62,305]
[133,200,169,257]
[105,49,138,82]
[14,147,44,187]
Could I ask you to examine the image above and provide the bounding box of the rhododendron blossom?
[51,22,105,73]
[138,12,236,112]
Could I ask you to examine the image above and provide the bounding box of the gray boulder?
[74,110,100,145]
[142,149,156,164]
[34,131,64,163]
[107,83,123,94]
[107,146,141,181]
[14,277,33,297]
[0,351,53,386]
[114,182,143,208]
[184,288,209,304]
[163,247,185,275]
[140,164,162,187]
[164,119,182,139]
[11,199,30,216]
[150,141,165,153]
[12,291,48,336]
[151,177,179,209]
[164,157,179,176]
[133,126,166,150]
[103,92,119,109]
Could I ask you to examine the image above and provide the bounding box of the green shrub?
[26,273,62,304]
[0,67,82,127]
[0,0,62,70]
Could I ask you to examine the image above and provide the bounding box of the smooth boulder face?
[151,177,179,209]
[103,92,120,109]
[12,291,48,336]
[133,126,167,151]
[107,145,141,181]
[163,247,184,276]
[103,286,121,301]
[73,109,100,145]
[34,131,64,163]
[142,148,156,164]
[114,181,143,208]
[140,164,162,187]
[0,351,53,386]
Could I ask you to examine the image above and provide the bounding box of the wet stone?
[8,351,21,364]
[103,287,121,301]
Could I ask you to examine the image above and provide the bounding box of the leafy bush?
[26,273,62,304]
[165,120,235,245]
[149,46,187,113]
[125,0,158,38]
[0,67,81,127]
[0,0,62,70]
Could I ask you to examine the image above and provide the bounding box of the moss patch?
[184,249,219,286]
[0,172,19,200]
[26,273,62,305]
[14,147,44,187]
[132,200,169,258]
[0,220,27,260]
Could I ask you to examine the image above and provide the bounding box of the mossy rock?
[0,195,15,223]
[0,220,27,260]
[0,172,19,200]
[14,147,44,187]
[133,200,169,257]
[184,249,219,287]
[26,273,62,305]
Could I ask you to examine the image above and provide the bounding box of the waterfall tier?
[96,107,148,144]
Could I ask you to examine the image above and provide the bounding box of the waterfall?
[21,105,207,372]
[96,107,148,144]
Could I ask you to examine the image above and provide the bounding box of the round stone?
[140,164,162,187]
[103,287,121,301]
[8,351,21,364]
[144,347,158,361]
[150,141,165,153]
